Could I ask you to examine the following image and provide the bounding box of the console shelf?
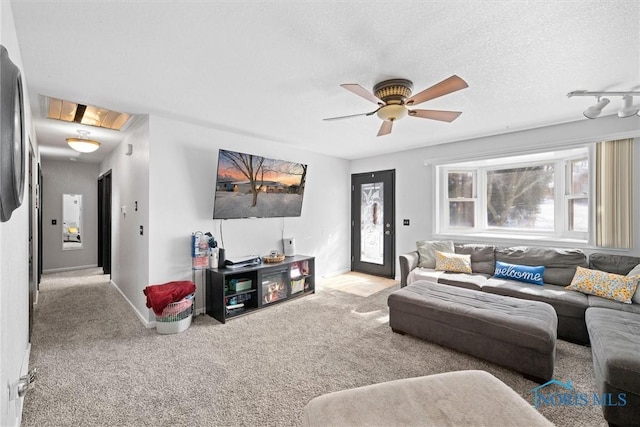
[206,255,315,323]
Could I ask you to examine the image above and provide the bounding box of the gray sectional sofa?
[398,243,640,426]
[400,244,640,344]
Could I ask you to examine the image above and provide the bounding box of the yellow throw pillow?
[434,251,472,274]
[566,266,639,304]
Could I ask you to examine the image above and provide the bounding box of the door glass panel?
[360,182,384,265]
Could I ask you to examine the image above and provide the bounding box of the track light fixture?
[567,90,640,119]
[583,97,610,119]
[618,95,639,118]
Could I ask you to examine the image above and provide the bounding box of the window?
[447,171,475,227]
[437,148,590,241]
[567,158,589,233]
[486,164,554,231]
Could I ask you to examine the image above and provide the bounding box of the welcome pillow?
[435,251,472,273]
[567,266,639,304]
[416,240,454,268]
[494,261,545,285]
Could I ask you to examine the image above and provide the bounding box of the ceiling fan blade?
[377,120,393,137]
[340,83,384,105]
[405,75,468,106]
[323,108,379,121]
[408,109,462,122]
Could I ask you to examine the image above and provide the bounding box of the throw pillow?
[494,261,545,285]
[628,264,640,304]
[566,266,639,304]
[434,251,472,273]
[416,240,454,268]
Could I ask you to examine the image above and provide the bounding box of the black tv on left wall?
[213,149,307,219]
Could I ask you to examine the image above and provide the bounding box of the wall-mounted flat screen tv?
[213,149,307,219]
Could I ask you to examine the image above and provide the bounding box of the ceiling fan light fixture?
[583,97,610,119]
[377,104,408,121]
[618,95,639,118]
[66,130,101,153]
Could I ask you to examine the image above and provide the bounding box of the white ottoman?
[303,370,551,426]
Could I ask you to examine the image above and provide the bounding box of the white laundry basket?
[155,294,193,334]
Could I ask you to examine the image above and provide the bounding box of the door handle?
[10,368,36,400]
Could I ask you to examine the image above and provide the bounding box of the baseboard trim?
[109,280,156,329]
[43,264,99,274]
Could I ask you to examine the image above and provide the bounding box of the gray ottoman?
[586,307,640,427]
[388,281,557,382]
[303,370,552,426]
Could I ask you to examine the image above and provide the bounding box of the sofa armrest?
[399,251,420,287]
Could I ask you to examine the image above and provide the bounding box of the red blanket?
[144,281,196,316]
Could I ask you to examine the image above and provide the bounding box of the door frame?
[351,169,395,278]
[28,143,35,341]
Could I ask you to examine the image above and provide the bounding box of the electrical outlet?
[139,225,144,235]
[403,219,410,226]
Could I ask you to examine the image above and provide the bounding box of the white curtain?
[596,138,634,248]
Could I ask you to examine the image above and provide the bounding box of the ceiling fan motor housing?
[373,78,413,103]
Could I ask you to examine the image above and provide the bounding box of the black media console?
[206,255,315,323]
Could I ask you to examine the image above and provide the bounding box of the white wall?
[146,115,351,323]
[99,117,150,326]
[351,115,640,279]
[0,2,36,426]
[41,160,99,271]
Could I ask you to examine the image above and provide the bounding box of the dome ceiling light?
[66,130,101,153]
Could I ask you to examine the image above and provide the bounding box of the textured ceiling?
[10,1,640,162]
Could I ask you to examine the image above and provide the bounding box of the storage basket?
[291,278,305,294]
[229,278,252,292]
[156,294,194,334]
[263,254,285,263]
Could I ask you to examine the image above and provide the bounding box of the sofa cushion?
[407,268,443,285]
[437,272,490,291]
[587,295,640,314]
[482,277,588,319]
[589,252,640,275]
[566,266,639,304]
[630,264,640,304]
[494,261,545,285]
[454,244,496,275]
[496,246,587,286]
[435,251,472,273]
[586,307,640,396]
[416,240,454,268]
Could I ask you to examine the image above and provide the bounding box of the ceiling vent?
[45,96,132,131]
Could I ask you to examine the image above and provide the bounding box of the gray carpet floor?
[22,268,607,426]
